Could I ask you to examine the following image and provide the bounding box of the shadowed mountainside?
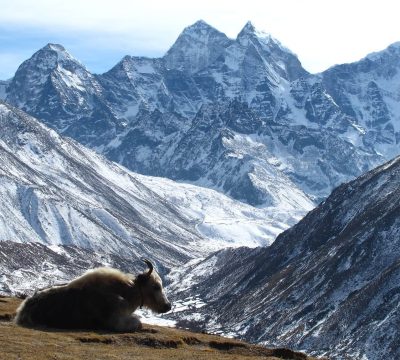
[165,155,400,359]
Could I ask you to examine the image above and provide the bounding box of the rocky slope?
[3,21,398,205]
[0,100,201,265]
[0,241,142,295]
[164,156,400,359]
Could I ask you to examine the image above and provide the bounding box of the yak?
[15,259,171,331]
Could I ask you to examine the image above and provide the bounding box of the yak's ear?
[136,273,148,284]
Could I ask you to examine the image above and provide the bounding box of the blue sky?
[1,0,400,79]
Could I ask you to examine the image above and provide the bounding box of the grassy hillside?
[0,296,321,360]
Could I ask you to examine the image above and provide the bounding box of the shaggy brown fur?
[15,262,171,332]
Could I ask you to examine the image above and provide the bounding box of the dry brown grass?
[0,296,321,360]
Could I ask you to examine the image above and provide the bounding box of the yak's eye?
[152,284,161,291]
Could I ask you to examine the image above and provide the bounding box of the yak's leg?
[108,313,142,332]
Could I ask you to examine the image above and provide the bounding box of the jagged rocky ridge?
[165,155,400,359]
[3,21,399,205]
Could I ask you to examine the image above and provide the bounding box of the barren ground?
[0,296,320,360]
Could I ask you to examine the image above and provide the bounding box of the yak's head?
[136,259,171,314]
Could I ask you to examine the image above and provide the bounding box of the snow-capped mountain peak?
[237,21,283,50]
[41,43,80,64]
[164,20,233,74]
[22,43,85,75]
[240,20,256,32]
[5,43,108,132]
[237,20,271,42]
[181,19,220,35]
[234,21,307,82]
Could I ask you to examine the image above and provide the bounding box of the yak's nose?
[162,302,172,313]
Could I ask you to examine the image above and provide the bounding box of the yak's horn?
[142,258,154,277]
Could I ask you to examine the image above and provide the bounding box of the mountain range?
[2,20,399,206]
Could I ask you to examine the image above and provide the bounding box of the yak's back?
[68,267,133,290]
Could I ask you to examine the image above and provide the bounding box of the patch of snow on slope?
[137,174,311,250]
[136,308,177,327]
[57,66,86,91]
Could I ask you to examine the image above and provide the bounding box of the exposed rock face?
[3,22,399,206]
[165,156,400,360]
